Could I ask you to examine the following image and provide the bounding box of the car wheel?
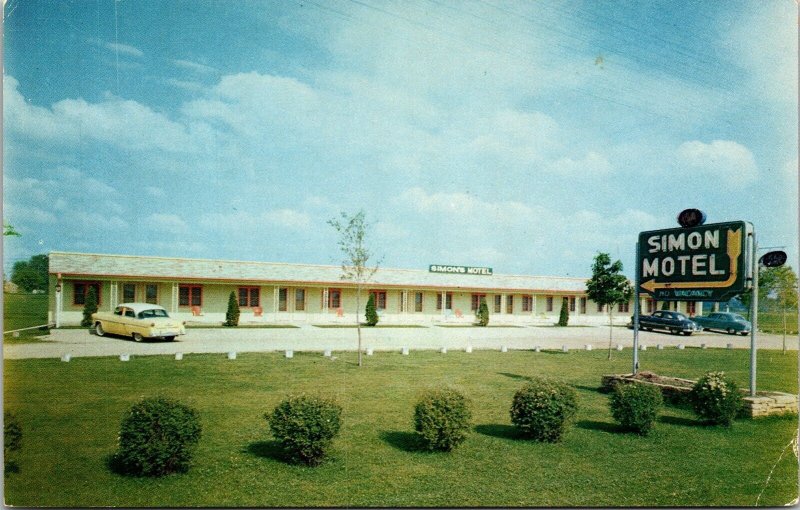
[165,336,175,342]
[670,328,679,335]
[727,328,735,335]
[740,331,749,336]
[95,323,105,337]
[682,331,692,336]
[132,332,144,342]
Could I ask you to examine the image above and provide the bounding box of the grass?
[3,293,50,342]
[758,312,799,335]
[3,348,797,507]
[435,324,526,328]
[186,324,300,329]
[312,324,428,328]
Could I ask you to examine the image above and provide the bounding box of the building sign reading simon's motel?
[637,221,753,301]
[429,265,493,275]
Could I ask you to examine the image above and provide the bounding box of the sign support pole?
[633,241,640,374]
[750,234,758,396]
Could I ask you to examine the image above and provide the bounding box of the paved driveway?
[4,324,796,359]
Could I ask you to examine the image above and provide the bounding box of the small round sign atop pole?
[758,250,787,268]
[677,208,706,228]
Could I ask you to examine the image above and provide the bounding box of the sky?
[3,0,798,279]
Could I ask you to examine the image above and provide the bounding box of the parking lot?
[3,324,795,359]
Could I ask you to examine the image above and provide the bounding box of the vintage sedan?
[92,303,186,342]
[692,312,751,335]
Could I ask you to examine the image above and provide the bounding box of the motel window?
[278,288,288,312]
[506,295,514,314]
[686,301,696,316]
[436,292,453,311]
[122,283,136,302]
[145,284,158,305]
[494,295,501,313]
[328,289,341,309]
[295,289,306,311]
[370,290,387,310]
[546,296,554,312]
[580,297,587,314]
[522,295,533,312]
[597,302,604,312]
[647,299,656,314]
[471,294,486,311]
[618,301,630,313]
[73,282,101,306]
[179,285,202,307]
[238,287,260,307]
[569,297,576,312]
[414,292,423,312]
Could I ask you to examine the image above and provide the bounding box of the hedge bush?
[267,394,342,466]
[413,388,472,451]
[510,378,578,442]
[609,383,663,435]
[224,291,240,327]
[365,293,379,326]
[113,396,202,477]
[4,411,22,474]
[476,297,490,326]
[689,371,743,426]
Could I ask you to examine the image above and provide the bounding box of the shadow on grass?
[245,440,285,461]
[659,415,703,427]
[474,424,524,440]
[379,431,430,453]
[575,420,624,434]
[497,372,532,382]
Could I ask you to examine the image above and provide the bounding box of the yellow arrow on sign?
[640,228,742,293]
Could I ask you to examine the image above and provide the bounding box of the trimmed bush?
[413,388,472,451]
[224,291,240,327]
[476,297,490,326]
[689,371,743,426]
[4,411,22,474]
[609,383,663,435]
[510,378,578,442]
[81,286,98,327]
[113,396,202,477]
[267,394,342,466]
[558,297,569,326]
[365,293,379,326]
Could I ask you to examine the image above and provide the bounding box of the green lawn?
[3,292,49,342]
[3,349,797,507]
[758,312,799,335]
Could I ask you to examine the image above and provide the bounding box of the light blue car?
[692,312,751,336]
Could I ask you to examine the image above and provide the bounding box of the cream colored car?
[92,303,186,342]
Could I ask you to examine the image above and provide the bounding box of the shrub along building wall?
[47,251,702,327]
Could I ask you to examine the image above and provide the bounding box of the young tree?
[224,291,240,327]
[365,293,379,326]
[81,286,98,327]
[328,210,381,367]
[476,297,490,326]
[558,297,570,326]
[741,266,799,353]
[3,223,21,237]
[11,254,49,293]
[586,253,633,360]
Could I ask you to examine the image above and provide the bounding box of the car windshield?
[137,309,169,319]
[675,313,688,320]
[732,314,746,322]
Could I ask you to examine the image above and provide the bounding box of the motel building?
[48,251,704,328]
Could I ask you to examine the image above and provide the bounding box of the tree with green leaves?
[11,254,49,293]
[224,291,240,327]
[328,210,381,367]
[81,286,98,327]
[741,265,798,353]
[586,252,633,360]
[365,293,379,326]
[3,223,21,237]
[558,297,570,326]
[476,297,490,326]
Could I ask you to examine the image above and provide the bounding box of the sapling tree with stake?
[586,252,633,360]
[328,210,381,367]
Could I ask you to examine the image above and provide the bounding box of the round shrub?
[4,411,22,474]
[689,371,743,426]
[510,378,578,442]
[609,383,663,435]
[267,394,342,466]
[113,396,202,477]
[413,388,472,451]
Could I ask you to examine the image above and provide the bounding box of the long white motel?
[47,251,705,327]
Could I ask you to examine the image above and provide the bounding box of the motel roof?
[49,251,590,294]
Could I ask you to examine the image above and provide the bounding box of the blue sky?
[3,0,797,279]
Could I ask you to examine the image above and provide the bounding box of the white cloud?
[145,187,166,198]
[166,78,205,93]
[675,140,758,185]
[547,151,612,176]
[263,209,311,229]
[88,38,144,58]
[199,208,311,232]
[145,213,189,234]
[173,59,217,75]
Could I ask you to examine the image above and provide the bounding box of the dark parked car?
[628,310,700,336]
[692,312,751,335]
